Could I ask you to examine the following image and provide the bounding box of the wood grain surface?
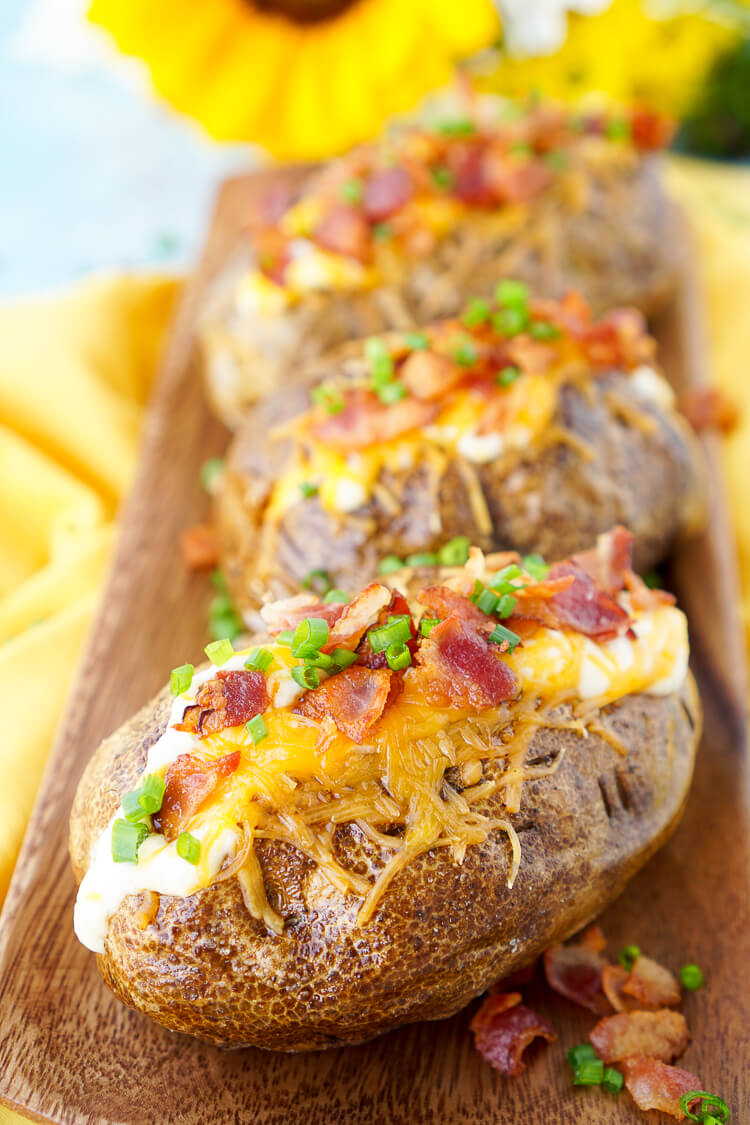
[0,173,747,1125]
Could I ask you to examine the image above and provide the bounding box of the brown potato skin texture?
[70,673,701,1050]
[217,368,706,621]
[200,157,676,426]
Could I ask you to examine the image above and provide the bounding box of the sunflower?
[87,0,500,160]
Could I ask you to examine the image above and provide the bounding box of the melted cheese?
[74,601,688,952]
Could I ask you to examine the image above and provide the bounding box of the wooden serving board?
[0,173,747,1125]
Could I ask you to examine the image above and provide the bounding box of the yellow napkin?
[0,161,749,1125]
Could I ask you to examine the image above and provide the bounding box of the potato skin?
[70,673,700,1050]
[199,158,676,426]
[217,369,706,622]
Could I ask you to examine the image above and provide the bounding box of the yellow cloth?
[0,163,749,1125]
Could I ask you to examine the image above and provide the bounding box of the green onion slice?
[205,637,234,665]
[530,320,562,341]
[276,630,294,646]
[373,222,391,241]
[566,1043,599,1068]
[404,332,429,351]
[138,774,166,815]
[431,166,454,190]
[488,623,521,652]
[452,335,478,367]
[573,1058,604,1086]
[497,365,520,387]
[385,641,412,671]
[618,944,641,971]
[680,963,705,991]
[176,832,201,865]
[377,381,407,404]
[331,648,358,669]
[495,594,517,618]
[492,306,527,337]
[602,1067,624,1094]
[461,297,491,328]
[170,663,194,696]
[210,568,228,592]
[436,118,475,137]
[378,554,405,575]
[368,614,412,653]
[299,481,319,498]
[339,178,363,204]
[490,563,523,593]
[494,279,529,310]
[301,568,331,595]
[111,818,148,864]
[121,789,149,823]
[522,553,550,580]
[679,1093,730,1123]
[323,588,349,603]
[311,385,345,414]
[437,536,470,565]
[475,588,500,616]
[420,617,441,638]
[405,551,438,567]
[245,647,273,673]
[291,617,330,658]
[246,714,268,743]
[200,457,224,493]
[291,664,320,690]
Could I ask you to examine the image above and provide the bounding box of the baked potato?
[71,530,700,1050]
[217,288,706,624]
[199,96,677,426]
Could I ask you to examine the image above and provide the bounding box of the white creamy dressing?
[628,365,676,412]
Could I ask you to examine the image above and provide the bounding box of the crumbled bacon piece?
[590,1009,689,1064]
[295,665,393,743]
[624,570,676,612]
[399,349,463,401]
[260,594,345,634]
[471,992,557,1075]
[314,205,371,263]
[417,585,490,634]
[154,751,241,841]
[571,526,634,595]
[312,389,438,451]
[413,611,517,709]
[481,149,551,204]
[543,560,630,640]
[176,670,268,738]
[621,1057,702,1119]
[629,109,675,151]
[363,166,413,221]
[543,932,610,1014]
[602,955,680,1013]
[323,583,392,653]
[179,524,219,571]
[680,386,739,434]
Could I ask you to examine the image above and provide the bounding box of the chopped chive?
[494,279,529,310]
[420,617,441,638]
[488,623,521,652]
[574,1058,604,1086]
[404,332,430,351]
[431,165,454,190]
[436,118,475,137]
[276,630,294,646]
[176,831,201,865]
[643,569,661,589]
[602,1067,624,1095]
[246,713,268,743]
[307,651,334,670]
[210,568,228,592]
[522,553,550,580]
[205,637,234,665]
[245,647,273,673]
[510,141,533,156]
[618,944,640,971]
[461,297,491,328]
[291,617,330,658]
[530,320,562,341]
[476,588,500,615]
[680,963,705,991]
[121,789,149,823]
[301,568,332,595]
[437,536,470,565]
[299,481,319,498]
[385,641,412,671]
[311,385,345,414]
[452,335,478,367]
[492,306,527,336]
[291,664,320,690]
[138,774,166,815]
[679,1092,730,1122]
[378,554,405,575]
[566,1043,599,1068]
[469,579,486,604]
[545,149,568,170]
[377,380,407,404]
[170,663,195,696]
[368,614,413,653]
[372,222,391,241]
[111,818,148,864]
[323,588,349,603]
[331,648,358,669]
[339,178,363,204]
[405,551,438,567]
[209,595,243,643]
[200,457,224,493]
[495,593,517,618]
[365,336,391,363]
[606,118,631,141]
[489,563,523,593]
[497,365,520,387]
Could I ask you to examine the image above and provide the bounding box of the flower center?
[251,0,359,23]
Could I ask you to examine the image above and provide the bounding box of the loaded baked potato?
[217,287,706,623]
[199,95,677,426]
[71,529,700,1050]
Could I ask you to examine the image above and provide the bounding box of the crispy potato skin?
[200,158,676,426]
[217,370,706,621]
[70,674,701,1050]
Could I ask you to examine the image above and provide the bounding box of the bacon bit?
[363,166,413,222]
[356,590,418,670]
[482,149,551,203]
[543,561,630,640]
[624,570,676,612]
[590,1009,689,1064]
[451,143,496,207]
[623,956,681,1010]
[490,961,538,993]
[176,670,268,738]
[314,205,371,263]
[569,525,633,595]
[312,389,438,451]
[251,184,297,229]
[680,386,740,434]
[399,350,463,401]
[417,585,490,633]
[578,923,607,954]
[543,936,610,1014]
[629,109,675,151]
[323,583,392,652]
[471,992,557,1076]
[179,524,219,571]
[295,665,393,743]
[413,612,518,709]
[602,964,634,1012]
[154,751,241,841]
[260,593,345,634]
[506,336,558,374]
[621,1057,702,1119]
